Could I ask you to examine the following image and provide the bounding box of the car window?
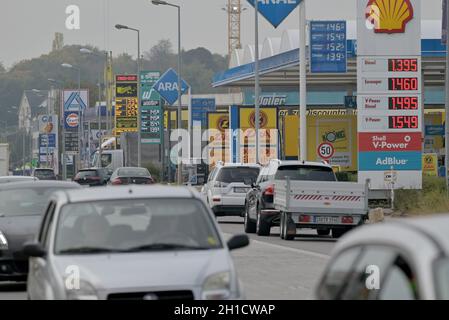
[54,198,223,254]
[256,167,268,184]
[215,167,260,184]
[75,170,98,178]
[207,168,216,183]
[275,165,336,181]
[0,187,66,216]
[317,247,362,299]
[118,168,150,177]
[340,246,403,300]
[39,201,56,246]
[379,256,418,300]
[34,170,55,178]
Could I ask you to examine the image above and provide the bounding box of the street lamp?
[115,24,142,168]
[61,63,83,171]
[150,0,183,184]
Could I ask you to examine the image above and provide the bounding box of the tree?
[143,39,176,72]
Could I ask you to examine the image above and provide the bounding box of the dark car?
[0,181,81,281]
[32,168,57,180]
[73,168,109,187]
[244,160,337,236]
[109,167,154,185]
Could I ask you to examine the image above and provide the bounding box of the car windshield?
[215,167,260,184]
[34,170,55,178]
[76,170,98,178]
[0,187,64,216]
[54,198,222,254]
[118,168,150,177]
[435,259,449,299]
[275,165,336,181]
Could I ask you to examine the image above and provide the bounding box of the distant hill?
[0,40,228,126]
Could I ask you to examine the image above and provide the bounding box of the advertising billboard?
[115,75,138,136]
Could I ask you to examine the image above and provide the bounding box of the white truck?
[274,177,370,240]
[0,143,10,176]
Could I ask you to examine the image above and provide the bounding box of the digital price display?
[388,97,419,110]
[388,116,419,129]
[388,77,418,91]
[388,59,418,72]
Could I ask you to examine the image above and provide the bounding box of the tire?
[256,210,271,236]
[280,212,285,239]
[317,228,331,236]
[244,203,256,234]
[281,212,295,241]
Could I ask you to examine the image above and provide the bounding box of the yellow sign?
[422,153,438,176]
[208,112,230,166]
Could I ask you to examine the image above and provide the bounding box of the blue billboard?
[191,98,216,127]
[358,151,422,171]
[310,21,347,73]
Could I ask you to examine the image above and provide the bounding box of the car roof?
[61,185,199,203]
[34,168,54,171]
[216,163,261,168]
[0,180,80,190]
[336,215,449,257]
[273,160,332,168]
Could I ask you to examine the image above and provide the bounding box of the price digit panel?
[388,59,418,72]
[388,96,419,110]
[388,116,419,129]
[388,77,418,91]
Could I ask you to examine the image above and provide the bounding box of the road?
[0,217,335,300]
[218,216,336,300]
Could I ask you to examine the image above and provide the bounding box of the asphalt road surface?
[0,217,336,300]
[218,216,336,300]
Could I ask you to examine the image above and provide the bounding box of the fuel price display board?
[357,0,422,190]
[115,75,138,135]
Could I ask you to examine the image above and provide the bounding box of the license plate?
[234,187,249,193]
[315,216,340,224]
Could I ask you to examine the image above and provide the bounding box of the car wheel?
[317,228,331,236]
[256,209,271,236]
[244,203,256,234]
[281,212,295,241]
[280,212,285,239]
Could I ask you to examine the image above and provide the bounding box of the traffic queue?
[0,162,448,300]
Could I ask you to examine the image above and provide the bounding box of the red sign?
[358,132,422,152]
[317,142,335,160]
[116,75,138,82]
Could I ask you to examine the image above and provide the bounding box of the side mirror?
[227,234,249,251]
[22,242,47,258]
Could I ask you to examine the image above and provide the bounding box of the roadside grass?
[394,176,449,215]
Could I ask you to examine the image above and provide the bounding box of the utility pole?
[299,1,307,161]
[445,0,449,194]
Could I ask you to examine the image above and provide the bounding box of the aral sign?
[246,0,302,28]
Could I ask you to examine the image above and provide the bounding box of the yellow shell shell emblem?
[366,0,414,34]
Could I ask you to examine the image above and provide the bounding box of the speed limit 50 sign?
[317,142,335,160]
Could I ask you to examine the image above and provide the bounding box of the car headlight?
[0,231,8,250]
[65,280,99,300]
[201,271,231,300]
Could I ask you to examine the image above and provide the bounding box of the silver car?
[23,185,249,300]
[314,215,449,300]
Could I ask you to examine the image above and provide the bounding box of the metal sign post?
[299,1,307,161]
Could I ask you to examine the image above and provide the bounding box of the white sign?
[63,90,89,112]
[358,95,421,113]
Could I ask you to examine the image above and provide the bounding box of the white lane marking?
[223,233,331,260]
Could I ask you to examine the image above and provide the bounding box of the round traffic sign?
[66,113,79,128]
[317,142,335,160]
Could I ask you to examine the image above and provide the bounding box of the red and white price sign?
[317,142,335,160]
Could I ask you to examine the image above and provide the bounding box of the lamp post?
[115,24,142,168]
[80,48,109,168]
[151,0,183,184]
[61,63,82,171]
[48,78,66,179]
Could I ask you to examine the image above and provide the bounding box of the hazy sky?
[0,0,443,67]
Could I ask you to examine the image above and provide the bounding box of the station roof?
[213,21,446,88]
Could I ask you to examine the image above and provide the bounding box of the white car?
[314,215,449,300]
[23,185,249,300]
[202,163,261,217]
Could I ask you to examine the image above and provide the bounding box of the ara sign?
[153,68,190,105]
[246,0,302,28]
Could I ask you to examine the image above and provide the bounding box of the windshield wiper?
[124,243,211,252]
[58,247,121,254]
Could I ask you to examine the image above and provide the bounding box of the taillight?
[212,196,221,202]
[342,216,354,224]
[111,178,122,185]
[146,178,154,184]
[299,215,311,223]
[90,176,101,181]
[263,184,275,196]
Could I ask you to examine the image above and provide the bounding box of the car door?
[28,201,57,300]
[247,166,267,220]
[317,245,420,300]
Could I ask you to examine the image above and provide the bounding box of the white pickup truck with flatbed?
[274,176,370,240]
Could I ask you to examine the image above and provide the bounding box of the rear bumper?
[289,213,367,229]
[0,258,28,281]
[212,205,245,216]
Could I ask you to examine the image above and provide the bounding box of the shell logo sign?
[366,0,414,34]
